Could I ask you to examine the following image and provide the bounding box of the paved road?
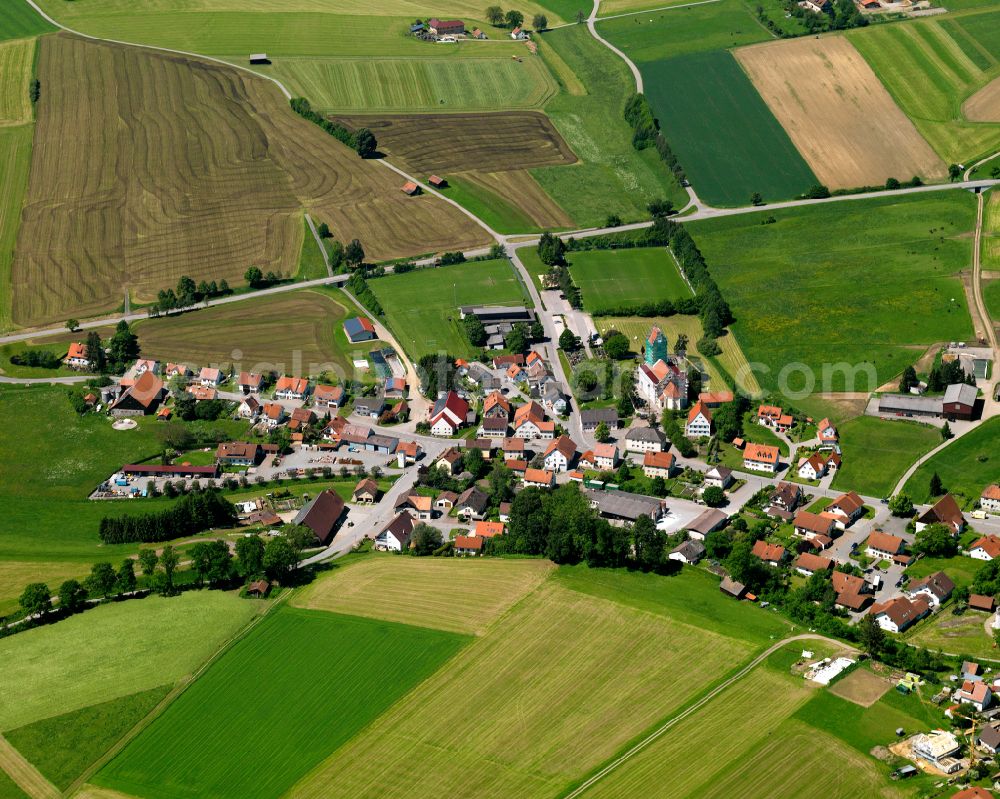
[563,633,856,798]
[587,0,643,93]
[972,191,999,353]
[0,374,90,385]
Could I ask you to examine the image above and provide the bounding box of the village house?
[454,535,484,556]
[287,407,315,431]
[235,396,259,422]
[261,402,286,428]
[981,485,1000,514]
[110,371,165,417]
[910,730,960,771]
[643,450,677,479]
[395,440,422,466]
[870,595,931,632]
[501,437,526,461]
[751,540,786,567]
[430,391,471,436]
[593,442,619,471]
[756,405,783,426]
[907,571,955,609]
[474,520,505,538]
[237,371,264,394]
[543,436,577,473]
[866,530,905,560]
[685,402,712,438]
[353,395,385,420]
[793,511,838,540]
[477,416,509,439]
[585,489,665,526]
[199,367,224,387]
[817,417,838,445]
[769,482,803,513]
[510,25,529,39]
[832,571,872,612]
[384,377,406,399]
[456,487,489,520]
[483,390,511,420]
[313,384,344,414]
[293,490,346,546]
[580,408,619,433]
[216,441,262,467]
[797,452,839,481]
[970,534,1000,561]
[524,468,556,489]
[624,426,666,454]
[396,493,433,521]
[352,477,380,504]
[824,491,865,529]
[698,391,733,408]
[743,443,779,474]
[512,400,554,440]
[956,680,993,712]
[977,724,1000,754]
[685,508,728,541]
[274,376,309,401]
[375,512,415,552]
[64,342,91,369]
[434,447,463,474]
[916,494,966,535]
[669,540,705,565]
[704,466,734,489]
[165,363,191,380]
[794,552,833,577]
[187,385,217,402]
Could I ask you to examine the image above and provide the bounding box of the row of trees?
[148,275,232,317]
[98,490,237,544]
[484,6,531,28]
[624,93,685,182]
[289,97,377,158]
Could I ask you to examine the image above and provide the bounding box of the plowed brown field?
[736,37,946,189]
[11,35,487,327]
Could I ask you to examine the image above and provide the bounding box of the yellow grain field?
[11,34,488,327]
[291,581,755,799]
[0,38,35,125]
[294,556,554,635]
[736,36,946,188]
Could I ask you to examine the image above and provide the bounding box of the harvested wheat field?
[0,38,35,125]
[333,111,576,227]
[736,37,946,188]
[11,34,487,328]
[964,76,1000,122]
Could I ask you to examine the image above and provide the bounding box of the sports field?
[96,607,467,799]
[832,416,940,499]
[291,579,755,798]
[133,290,371,378]
[532,26,688,226]
[597,0,770,62]
[12,35,485,327]
[642,50,817,206]
[0,124,32,332]
[851,14,1000,164]
[367,259,531,360]
[267,55,557,113]
[0,38,35,125]
[568,247,692,312]
[903,416,1000,506]
[295,556,554,635]
[736,37,946,189]
[689,192,976,392]
[0,592,263,731]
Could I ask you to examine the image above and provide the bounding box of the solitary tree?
[19,583,51,618]
[576,9,585,22]
[702,486,726,507]
[948,163,962,181]
[66,318,79,332]
[116,560,137,595]
[137,548,159,579]
[58,579,87,614]
[647,198,674,218]
[750,192,764,206]
[603,332,630,360]
[87,562,117,598]
[858,612,885,658]
[245,265,263,288]
[888,492,914,518]
[941,421,953,440]
[354,128,377,158]
[411,524,443,555]
[345,239,365,269]
[673,333,689,355]
[532,13,547,29]
[505,9,524,28]
[898,365,918,393]
[929,472,943,497]
[594,421,610,443]
[486,5,505,25]
[159,545,179,595]
[558,327,579,351]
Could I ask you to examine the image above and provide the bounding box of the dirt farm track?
[736,36,947,189]
[10,34,487,328]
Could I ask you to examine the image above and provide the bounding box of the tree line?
[624,93,685,183]
[98,489,237,544]
[289,97,377,158]
[148,275,232,317]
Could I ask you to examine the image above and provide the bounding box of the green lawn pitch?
[566,247,692,313]
[95,607,467,799]
[832,416,940,499]
[904,416,1000,507]
[688,191,976,393]
[367,258,531,360]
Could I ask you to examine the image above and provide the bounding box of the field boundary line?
[67,591,289,795]
[0,735,60,799]
[304,212,332,277]
[20,0,294,99]
[561,633,851,798]
[594,0,722,22]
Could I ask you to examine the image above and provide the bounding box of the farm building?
[428,17,465,35]
[720,576,746,599]
[584,489,664,526]
[916,494,965,535]
[64,341,91,369]
[580,408,619,432]
[669,540,705,565]
[110,371,165,417]
[685,509,728,540]
[401,181,421,195]
[352,478,380,504]
[879,384,976,420]
[248,53,269,64]
[216,442,262,467]
[343,316,377,343]
[293,490,346,546]
[121,463,219,479]
[428,174,447,187]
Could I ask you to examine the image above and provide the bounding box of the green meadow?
[0,2,54,41]
[904,416,1000,506]
[96,607,467,799]
[688,192,976,392]
[832,416,940,499]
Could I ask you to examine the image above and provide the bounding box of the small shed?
[246,579,270,598]
[720,576,746,599]
[970,594,996,612]
[428,174,447,188]
[401,181,420,196]
[249,53,270,64]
